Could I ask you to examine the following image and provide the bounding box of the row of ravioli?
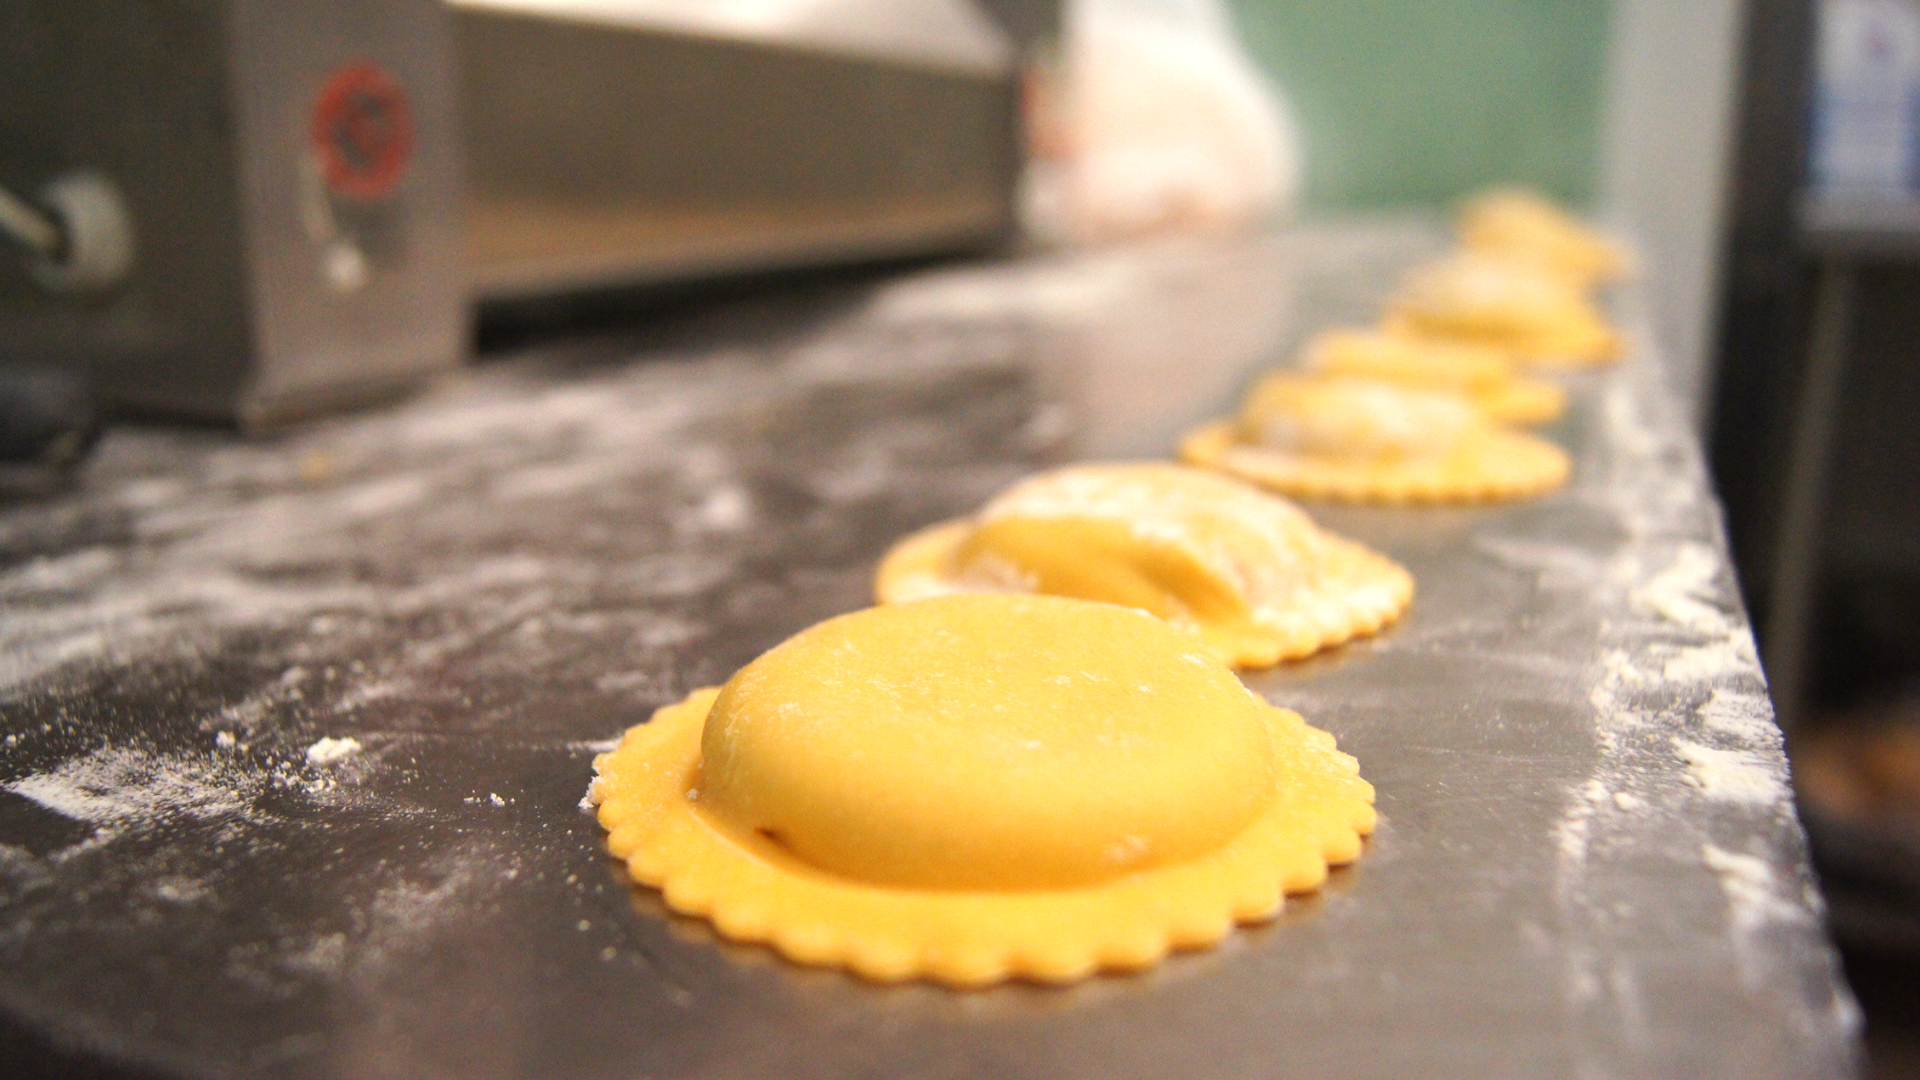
[587,190,1626,988]
[1182,186,1626,506]
[882,187,1628,669]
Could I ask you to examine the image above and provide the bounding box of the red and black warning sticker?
[310,62,414,200]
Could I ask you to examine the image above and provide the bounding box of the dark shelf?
[1799,194,1920,256]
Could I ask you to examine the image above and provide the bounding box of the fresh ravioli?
[875,463,1412,668]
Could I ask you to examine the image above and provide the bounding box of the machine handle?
[0,172,136,294]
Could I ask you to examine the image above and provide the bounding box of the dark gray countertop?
[0,224,1859,1079]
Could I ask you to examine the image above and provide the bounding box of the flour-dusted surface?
[0,227,1857,1079]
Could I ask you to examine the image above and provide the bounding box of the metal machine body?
[1,2,1027,426]
[452,3,1024,305]
[0,0,466,428]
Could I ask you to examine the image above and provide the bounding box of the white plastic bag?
[1024,0,1302,244]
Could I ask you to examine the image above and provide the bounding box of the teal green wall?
[1225,0,1613,211]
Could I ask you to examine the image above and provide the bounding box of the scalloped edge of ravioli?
[589,597,1376,987]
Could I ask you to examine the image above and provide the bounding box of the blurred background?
[5,0,1920,1074]
[1231,0,1614,211]
[1234,3,1920,1064]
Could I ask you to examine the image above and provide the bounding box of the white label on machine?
[1812,0,1920,198]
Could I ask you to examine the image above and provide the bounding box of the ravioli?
[1181,374,1570,504]
[1458,186,1629,286]
[590,594,1375,986]
[1384,252,1621,368]
[875,463,1412,668]
[1302,327,1566,425]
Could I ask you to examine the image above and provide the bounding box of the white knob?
[25,171,137,294]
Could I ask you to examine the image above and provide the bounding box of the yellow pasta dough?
[590,594,1375,987]
[1384,252,1622,368]
[1301,327,1566,425]
[875,463,1411,669]
[1180,374,1570,504]
[1458,186,1629,286]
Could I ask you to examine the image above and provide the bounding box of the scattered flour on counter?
[0,363,748,696]
[1472,535,1609,589]
[594,672,670,702]
[152,876,212,904]
[283,932,349,979]
[1544,336,1838,1023]
[1661,631,1759,684]
[1555,807,1592,865]
[305,737,363,767]
[336,474,430,518]
[687,485,753,532]
[1703,844,1807,933]
[251,843,512,991]
[1696,688,1779,746]
[1674,739,1790,806]
[4,745,253,829]
[634,616,703,650]
[807,445,899,504]
[1631,541,1731,635]
[1589,650,1655,738]
[334,681,405,713]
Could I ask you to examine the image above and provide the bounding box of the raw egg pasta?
[1181,375,1569,504]
[874,463,1412,668]
[591,595,1375,987]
